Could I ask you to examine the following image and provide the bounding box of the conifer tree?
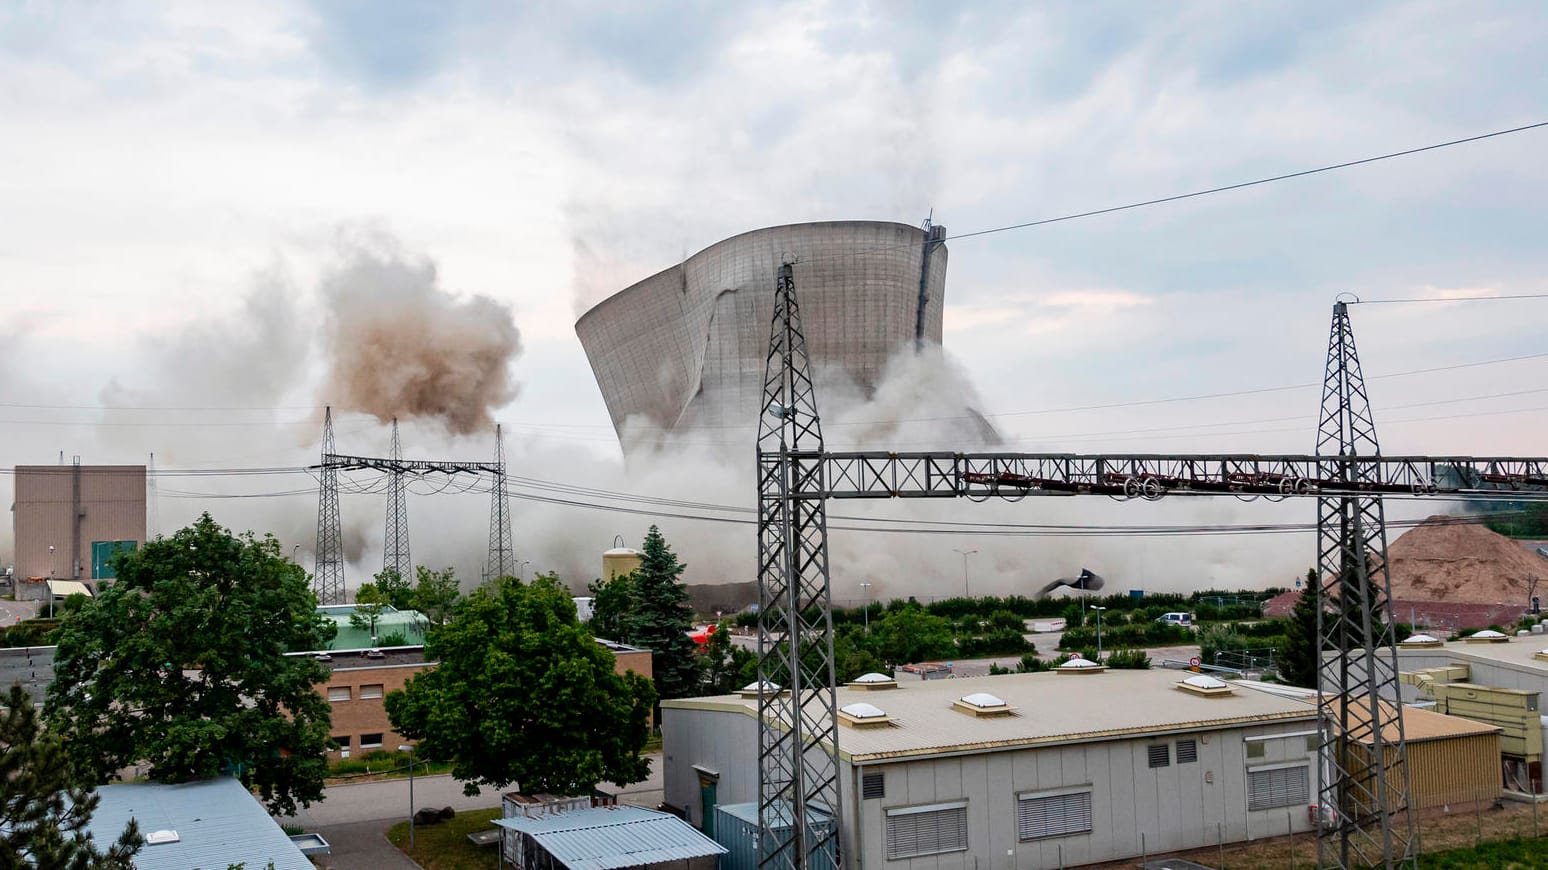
[629,526,700,700]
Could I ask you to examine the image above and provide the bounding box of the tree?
[865,607,956,666]
[44,514,335,816]
[1279,569,1322,688]
[387,574,653,795]
[586,573,639,642]
[699,621,756,695]
[372,568,416,610]
[625,527,699,701]
[350,583,390,643]
[2,685,142,869]
[411,566,461,631]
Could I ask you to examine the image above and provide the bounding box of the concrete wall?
[663,707,1318,870]
[576,222,946,442]
[13,465,146,582]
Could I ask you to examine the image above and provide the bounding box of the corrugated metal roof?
[665,668,1318,762]
[1325,697,1503,745]
[86,778,313,870]
[495,806,727,870]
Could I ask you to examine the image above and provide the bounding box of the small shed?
[713,802,837,870]
[495,805,726,870]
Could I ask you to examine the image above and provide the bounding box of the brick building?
[313,640,653,758]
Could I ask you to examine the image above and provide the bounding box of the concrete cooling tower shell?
[576,221,948,442]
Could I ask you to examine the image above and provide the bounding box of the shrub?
[988,663,1013,676]
[1104,649,1151,669]
[1016,654,1054,673]
[957,629,1032,658]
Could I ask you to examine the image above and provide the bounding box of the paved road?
[287,753,666,870]
[0,596,39,625]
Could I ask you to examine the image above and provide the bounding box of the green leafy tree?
[586,573,639,641]
[385,574,654,796]
[2,684,142,869]
[350,583,390,642]
[1279,569,1322,688]
[866,607,956,666]
[411,566,461,631]
[698,621,755,695]
[626,527,699,701]
[44,514,335,815]
[370,568,416,611]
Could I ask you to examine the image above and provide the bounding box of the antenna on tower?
[485,423,515,581]
[383,418,412,584]
[314,406,345,604]
[146,452,161,539]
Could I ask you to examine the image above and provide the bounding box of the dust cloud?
[320,231,521,436]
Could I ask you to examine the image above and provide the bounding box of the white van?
[1157,612,1193,627]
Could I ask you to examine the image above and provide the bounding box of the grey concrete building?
[576,221,964,446]
[11,464,146,587]
[662,668,1325,870]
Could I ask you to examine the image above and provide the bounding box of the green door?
[91,540,137,579]
[699,778,718,836]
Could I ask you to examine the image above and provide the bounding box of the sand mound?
[1387,516,1548,605]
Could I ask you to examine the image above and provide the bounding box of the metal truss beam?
[801,451,1548,501]
[756,263,840,870]
[317,453,503,475]
[486,423,516,581]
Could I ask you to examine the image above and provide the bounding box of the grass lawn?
[1423,837,1548,869]
[386,806,502,870]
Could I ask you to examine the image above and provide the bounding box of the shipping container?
[713,802,836,870]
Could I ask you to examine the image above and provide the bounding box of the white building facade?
[663,669,1321,870]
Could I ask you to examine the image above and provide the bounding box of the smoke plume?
[320,232,521,435]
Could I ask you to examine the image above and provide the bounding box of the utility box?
[713,803,836,870]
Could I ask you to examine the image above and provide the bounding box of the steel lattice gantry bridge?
[754,264,1548,870]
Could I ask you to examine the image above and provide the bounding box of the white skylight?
[959,692,1006,708]
[840,702,887,719]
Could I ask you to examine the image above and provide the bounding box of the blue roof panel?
[87,778,313,870]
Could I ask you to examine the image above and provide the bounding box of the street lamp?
[399,743,417,848]
[47,546,56,618]
[518,560,532,581]
[859,582,873,633]
[1093,607,1107,660]
[952,549,978,599]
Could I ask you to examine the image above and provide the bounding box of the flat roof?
[1328,698,1503,745]
[1397,637,1548,675]
[664,669,1317,762]
[0,645,54,704]
[86,778,312,870]
[494,805,726,870]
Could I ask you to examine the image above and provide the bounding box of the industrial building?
[576,221,994,446]
[307,640,652,759]
[664,668,1329,869]
[10,463,145,590]
[84,778,319,869]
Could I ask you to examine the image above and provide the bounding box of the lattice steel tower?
[755,263,840,870]
[383,417,413,584]
[1314,300,1416,869]
[314,406,346,605]
[485,423,516,580]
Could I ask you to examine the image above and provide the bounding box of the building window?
[1148,744,1170,768]
[331,735,350,752]
[327,686,351,703]
[1246,741,1266,759]
[1248,765,1310,811]
[1306,735,1320,753]
[884,802,968,859]
[360,733,384,749]
[1017,790,1093,841]
[1176,739,1198,764]
[862,771,885,800]
[360,684,385,700]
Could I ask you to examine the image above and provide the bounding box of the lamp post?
[859,582,873,633]
[952,549,978,599]
[47,546,56,618]
[399,743,417,847]
[1093,607,1107,660]
[518,560,531,581]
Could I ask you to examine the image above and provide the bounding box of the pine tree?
[629,526,700,701]
[1280,569,1322,688]
[2,685,142,868]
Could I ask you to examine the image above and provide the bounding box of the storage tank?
[712,802,836,870]
[604,547,642,581]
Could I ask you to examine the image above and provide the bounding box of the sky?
[2,1,1545,597]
